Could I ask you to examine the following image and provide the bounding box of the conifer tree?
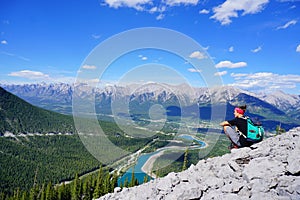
[129,167,136,187]
[276,124,286,134]
[40,184,46,200]
[29,185,39,200]
[57,183,66,200]
[93,166,104,199]
[143,175,149,183]
[13,188,21,200]
[156,169,161,178]
[82,177,92,200]
[182,148,188,171]
[45,182,53,200]
[62,183,71,200]
[52,187,58,200]
[29,167,40,200]
[135,178,139,186]
[103,173,111,194]
[123,177,129,188]
[71,173,81,200]
[110,171,118,192]
[21,191,28,200]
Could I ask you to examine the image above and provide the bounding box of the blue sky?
[0,0,300,94]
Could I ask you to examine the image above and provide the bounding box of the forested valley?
[0,86,234,200]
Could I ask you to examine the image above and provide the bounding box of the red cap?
[235,107,245,115]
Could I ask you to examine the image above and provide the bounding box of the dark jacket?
[227,117,253,147]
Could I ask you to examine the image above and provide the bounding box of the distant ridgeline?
[2,83,300,132]
[0,87,75,135]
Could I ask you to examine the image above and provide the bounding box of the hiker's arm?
[220,121,231,127]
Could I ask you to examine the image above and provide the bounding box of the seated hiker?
[220,105,254,149]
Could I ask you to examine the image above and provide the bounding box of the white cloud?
[251,46,262,53]
[214,71,227,76]
[138,54,148,60]
[149,5,166,13]
[92,34,101,39]
[188,68,202,73]
[5,69,77,84]
[0,51,14,56]
[277,0,300,2]
[1,40,7,45]
[149,6,158,13]
[1,51,30,61]
[276,20,297,29]
[215,60,247,68]
[76,78,100,85]
[210,0,269,25]
[296,44,300,52]
[203,46,209,51]
[102,0,199,18]
[156,13,165,20]
[18,56,30,62]
[229,46,234,52]
[164,0,199,6]
[199,9,209,14]
[149,6,166,19]
[189,51,206,60]
[82,65,97,70]
[103,0,152,10]
[9,70,50,79]
[230,72,300,92]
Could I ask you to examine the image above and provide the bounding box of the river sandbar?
[141,139,208,178]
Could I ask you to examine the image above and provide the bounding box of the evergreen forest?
[0,87,74,134]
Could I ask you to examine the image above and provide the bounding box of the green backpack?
[242,117,264,142]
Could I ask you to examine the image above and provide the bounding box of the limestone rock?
[97,128,300,200]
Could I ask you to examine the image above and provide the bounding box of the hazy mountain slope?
[0,87,75,134]
[257,90,300,112]
[230,93,299,131]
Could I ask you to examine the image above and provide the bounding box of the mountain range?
[2,83,300,132]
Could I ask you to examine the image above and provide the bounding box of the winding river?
[118,151,157,185]
[118,134,206,185]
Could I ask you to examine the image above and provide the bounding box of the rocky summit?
[98,128,300,200]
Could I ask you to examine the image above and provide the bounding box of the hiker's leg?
[224,126,241,147]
